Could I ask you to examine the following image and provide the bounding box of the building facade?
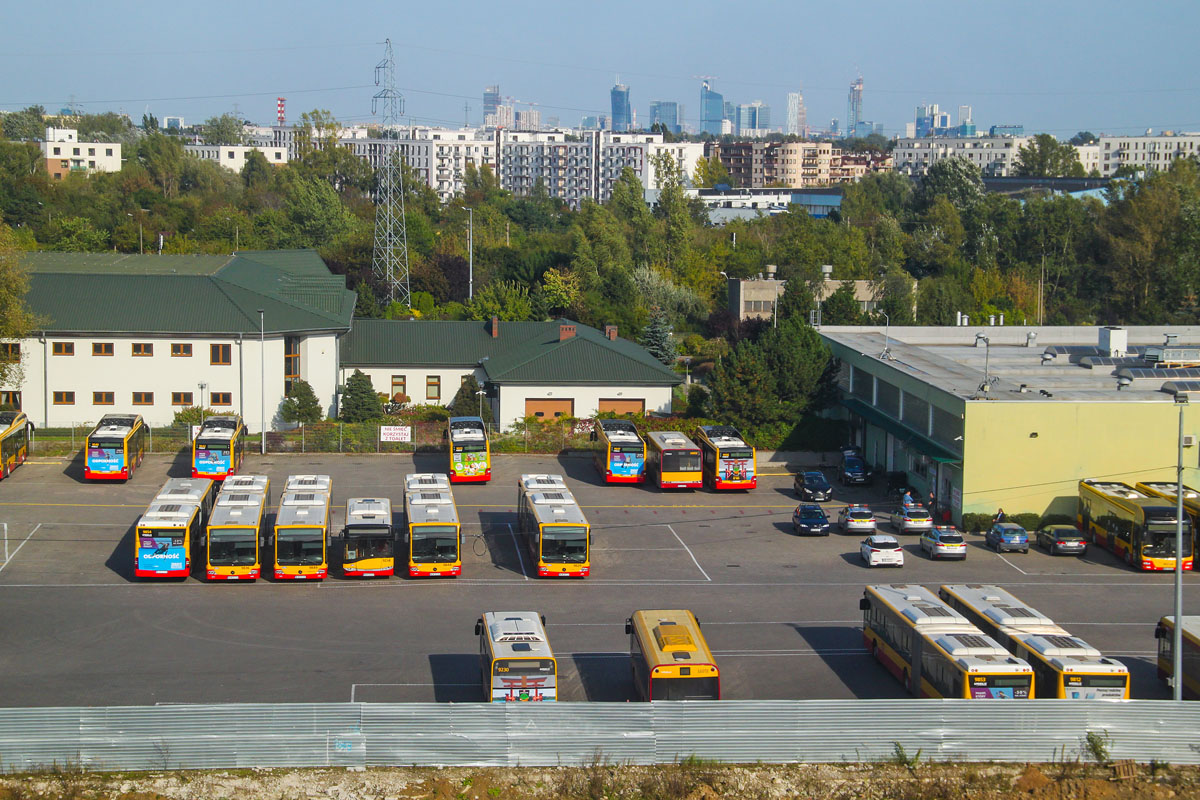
[1097,134,1200,177]
[892,135,1032,177]
[648,101,681,134]
[610,84,631,132]
[184,144,288,171]
[785,91,807,137]
[39,128,121,179]
[700,81,724,136]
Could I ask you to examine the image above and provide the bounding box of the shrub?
[1009,512,1041,531]
[961,513,991,533]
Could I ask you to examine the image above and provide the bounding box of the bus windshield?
[1144,524,1193,557]
[663,451,701,473]
[345,526,393,560]
[209,529,257,566]
[542,526,587,563]
[277,527,324,565]
[411,525,458,562]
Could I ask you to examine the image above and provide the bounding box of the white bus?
[475,611,557,702]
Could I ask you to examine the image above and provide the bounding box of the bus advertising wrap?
[87,445,122,474]
[609,449,644,478]
[195,448,230,475]
[452,448,488,477]
[138,533,186,573]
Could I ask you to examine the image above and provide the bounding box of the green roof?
[22,250,355,335]
[342,319,682,386]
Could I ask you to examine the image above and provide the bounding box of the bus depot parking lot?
[0,453,1194,707]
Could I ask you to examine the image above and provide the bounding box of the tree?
[279,379,324,425]
[0,224,37,387]
[758,316,833,419]
[340,369,382,422]
[708,339,776,430]
[241,148,272,190]
[918,156,984,211]
[1,106,46,142]
[820,282,863,324]
[466,280,534,321]
[137,133,186,197]
[1014,134,1086,178]
[639,307,676,364]
[875,267,917,325]
[448,373,493,423]
[1069,131,1098,146]
[201,113,246,146]
[693,156,731,188]
[42,216,109,252]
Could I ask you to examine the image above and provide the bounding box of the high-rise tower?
[786,91,807,137]
[610,80,631,131]
[700,80,724,136]
[483,85,500,124]
[846,76,863,136]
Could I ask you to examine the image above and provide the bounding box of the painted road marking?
[506,522,528,581]
[0,523,42,574]
[667,523,711,582]
[996,553,1029,575]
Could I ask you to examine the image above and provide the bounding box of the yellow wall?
[962,401,1200,519]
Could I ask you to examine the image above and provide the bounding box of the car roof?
[1043,524,1079,532]
[803,471,827,480]
[797,504,824,513]
[934,529,963,538]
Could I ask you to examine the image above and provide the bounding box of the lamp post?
[476,389,486,418]
[258,309,266,454]
[126,213,143,255]
[227,217,240,251]
[879,312,891,360]
[197,383,207,423]
[460,206,474,301]
[1174,393,1189,701]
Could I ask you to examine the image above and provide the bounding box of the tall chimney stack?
[490,316,499,338]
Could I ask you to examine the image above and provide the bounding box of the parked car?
[838,505,877,534]
[860,534,904,567]
[792,504,831,536]
[986,522,1029,553]
[890,505,934,535]
[794,471,832,502]
[838,450,872,486]
[1036,524,1088,556]
[919,526,967,560]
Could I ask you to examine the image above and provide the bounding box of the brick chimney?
[604,325,618,341]
[490,316,499,338]
[559,324,576,342]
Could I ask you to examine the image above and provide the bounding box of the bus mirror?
[624,619,632,635]
[589,431,597,442]
[859,598,870,611]
[541,615,547,627]
[1155,626,1165,639]
[474,619,483,636]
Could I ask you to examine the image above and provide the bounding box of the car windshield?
[276,527,324,565]
[844,458,864,471]
[870,540,900,550]
[209,530,256,566]
[411,525,458,563]
[804,474,827,487]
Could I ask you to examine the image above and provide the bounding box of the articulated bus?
[448,416,491,483]
[626,609,720,701]
[1079,480,1193,571]
[0,410,31,480]
[84,414,145,480]
[342,497,395,578]
[645,431,703,490]
[517,474,590,577]
[273,489,331,580]
[593,419,646,483]
[405,473,461,577]
[475,610,557,702]
[938,584,1129,699]
[1137,481,1200,553]
[1155,616,1200,699]
[205,490,267,581]
[134,483,213,579]
[192,415,246,480]
[694,425,756,490]
[860,584,1034,699]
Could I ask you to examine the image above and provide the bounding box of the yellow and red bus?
[626,609,720,700]
[860,584,1034,699]
[517,473,590,577]
[448,416,491,483]
[1079,479,1193,572]
[84,414,146,480]
[272,487,331,581]
[1155,615,1200,699]
[1137,481,1200,555]
[476,611,557,702]
[405,473,461,577]
[204,489,267,581]
[342,497,395,578]
[645,431,703,490]
[0,410,32,480]
[593,419,646,483]
[134,479,214,579]
[192,415,246,480]
[694,425,756,490]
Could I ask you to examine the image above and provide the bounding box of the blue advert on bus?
[138,533,186,573]
[195,447,230,474]
[87,443,123,473]
[610,448,644,478]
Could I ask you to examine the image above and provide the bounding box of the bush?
[170,406,224,427]
[1009,512,1041,531]
[961,513,991,533]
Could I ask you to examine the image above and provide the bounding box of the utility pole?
[370,39,411,308]
[461,206,474,300]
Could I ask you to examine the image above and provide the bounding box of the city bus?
[84,414,145,480]
[859,584,1034,699]
[204,490,267,581]
[1079,479,1193,571]
[192,415,246,480]
[938,584,1129,699]
[405,473,461,577]
[272,489,331,581]
[1155,615,1200,699]
[592,418,646,483]
[517,473,590,577]
[134,500,205,579]
[342,497,395,578]
[1137,481,1200,553]
[221,474,270,497]
[644,431,703,490]
[626,609,720,701]
[154,478,215,525]
[0,410,31,480]
[474,610,557,702]
[693,424,756,490]
[448,416,491,483]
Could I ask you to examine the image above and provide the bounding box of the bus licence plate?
[225,576,238,580]
[295,575,307,580]
[556,572,570,577]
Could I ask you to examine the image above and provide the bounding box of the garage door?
[525,399,575,420]
[597,398,645,415]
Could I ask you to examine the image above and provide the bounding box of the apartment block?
[39,128,122,179]
[892,136,1031,177]
[1098,134,1200,177]
[184,144,288,171]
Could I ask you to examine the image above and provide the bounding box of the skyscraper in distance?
[700,81,724,136]
[611,81,631,131]
[846,76,863,136]
[786,91,807,137]
[736,101,770,135]
[649,101,681,134]
[483,85,500,123]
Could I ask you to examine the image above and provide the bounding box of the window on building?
[88,148,95,156]
[426,375,441,401]
[210,344,231,365]
[52,341,74,356]
[93,342,114,356]
[106,148,113,157]
[1,343,19,362]
[132,343,153,357]
[171,392,193,406]
[211,392,232,406]
[52,147,60,155]
[73,147,79,156]
[284,336,300,395]
[53,391,75,405]
[0,391,20,409]
[93,391,114,405]
[391,375,406,401]
[132,392,153,406]
[171,343,192,357]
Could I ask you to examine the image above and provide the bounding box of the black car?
[1036,524,1088,556]
[794,470,832,501]
[792,504,831,536]
[839,450,872,486]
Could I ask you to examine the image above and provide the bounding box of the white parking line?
[666,523,711,582]
[506,522,528,580]
[0,524,41,575]
[995,553,1029,575]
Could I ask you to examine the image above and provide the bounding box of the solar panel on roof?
[1044,635,1081,649]
[1120,367,1200,380]
[1163,381,1200,393]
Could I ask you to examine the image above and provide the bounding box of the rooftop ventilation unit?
[1099,326,1127,358]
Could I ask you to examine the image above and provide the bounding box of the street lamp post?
[126,213,143,255]
[197,383,207,423]
[1174,394,1189,701]
[258,309,266,455]
[460,206,474,301]
[476,389,487,418]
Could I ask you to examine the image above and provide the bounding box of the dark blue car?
[794,471,832,501]
[986,522,1029,554]
[839,450,871,486]
[792,504,831,536]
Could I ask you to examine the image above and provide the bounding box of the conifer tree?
[340,370,382,422]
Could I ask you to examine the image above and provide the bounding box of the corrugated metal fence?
[2,700,1199,771]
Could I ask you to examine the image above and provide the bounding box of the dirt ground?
[4,762,1200,800]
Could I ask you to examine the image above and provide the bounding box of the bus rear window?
[721,449,752,460]
[613,445,643,453]
[89,438,124,448]
[652,676,718,701]
[493,659,554,676]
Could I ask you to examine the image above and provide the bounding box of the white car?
[919,526,967,560]
[890,505,934,535]
[838,505,877,534]
[860,534,904,567]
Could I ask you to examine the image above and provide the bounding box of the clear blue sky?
[3,0,1198,137]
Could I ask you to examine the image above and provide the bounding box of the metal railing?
[1,700,1198,771]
